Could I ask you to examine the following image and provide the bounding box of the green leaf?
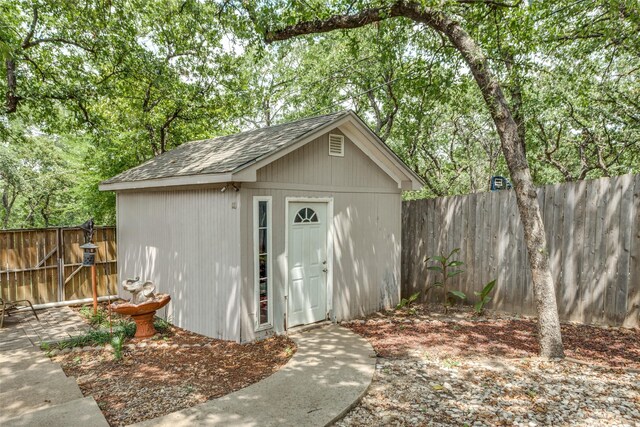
[474,301,483,312]
[432,255,446,263]
[448,269,464,277]
[427,266,443,271]
[448,248,461,258]
[480,280,497,298]
[448,261,464,267]
[448,290,466,300]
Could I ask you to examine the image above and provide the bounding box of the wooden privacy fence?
[0,227,117,304]
[402,173,640,328]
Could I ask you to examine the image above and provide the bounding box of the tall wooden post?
[92,263,98,315]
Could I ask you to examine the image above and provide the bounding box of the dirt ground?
[53,324,295,426]
[345,304,639,369]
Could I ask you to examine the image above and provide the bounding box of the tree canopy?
[1,0,638,228]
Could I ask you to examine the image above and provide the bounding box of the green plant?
[474,280,497,314]
[52,319,136,350]
[425,248,467,309]
[396,291,420,309]
[284,346,294,357]
[442,358,461,368]
[153,317,171,333]
[79,305,110,327]
[111,334,125,360]
[79,306,92,318]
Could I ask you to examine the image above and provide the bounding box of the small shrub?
[424,248,467,311]
[396,291,421,309]
[154,317,171,333]
[111,334,125,360]
[474,280,496,314]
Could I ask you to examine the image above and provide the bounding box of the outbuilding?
[100,111,423,342]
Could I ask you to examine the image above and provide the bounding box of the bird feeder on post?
[80,219,98,315]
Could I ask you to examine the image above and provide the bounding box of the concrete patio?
[0,306,90,351]
[0,306,108,426]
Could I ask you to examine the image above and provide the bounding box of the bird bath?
[109,278,170,338]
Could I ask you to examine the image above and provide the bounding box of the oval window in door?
[293,208,318,224]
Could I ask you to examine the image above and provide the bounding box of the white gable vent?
[328,134,344,157]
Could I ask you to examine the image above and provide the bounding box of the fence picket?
[401,174,639,327]
[0,226,117,304]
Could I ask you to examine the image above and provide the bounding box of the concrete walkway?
[132,324,376,427]
[0,307,90,351]
[0,307,108,426]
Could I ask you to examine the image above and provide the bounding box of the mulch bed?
[345,305,640,369]
[52,324,295,426]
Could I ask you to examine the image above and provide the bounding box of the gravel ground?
[337,356,639,427]
[337,307,639,426]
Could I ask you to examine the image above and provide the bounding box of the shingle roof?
[102,111,349,185]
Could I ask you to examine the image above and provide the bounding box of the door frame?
[284,196,334,329]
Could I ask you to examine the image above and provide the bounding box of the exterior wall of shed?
[239,128,402,342]
[116,188,241,341]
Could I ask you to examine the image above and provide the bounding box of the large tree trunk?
[5,58,20,113]
[265,0,564,357]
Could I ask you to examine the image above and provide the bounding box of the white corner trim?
[253,196,273,331]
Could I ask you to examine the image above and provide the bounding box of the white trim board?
[253,196,273,331]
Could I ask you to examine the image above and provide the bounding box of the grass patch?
[55,320,136,349]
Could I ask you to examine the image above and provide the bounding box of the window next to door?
[254,196,272,330]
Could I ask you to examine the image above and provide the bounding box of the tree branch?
[21,7,39,49]
[22,37,95,52]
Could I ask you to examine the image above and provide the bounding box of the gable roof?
[99,110,424,191]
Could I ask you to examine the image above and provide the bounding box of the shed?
[100,110,423,342]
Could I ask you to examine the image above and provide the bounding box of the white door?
[288,202,328,328]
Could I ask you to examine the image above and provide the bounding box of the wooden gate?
[0,227,117,304]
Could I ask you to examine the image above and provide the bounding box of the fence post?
[56,227,64,302]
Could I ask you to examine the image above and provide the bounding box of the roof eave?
[342,111,425,190]
[99,173,240,192]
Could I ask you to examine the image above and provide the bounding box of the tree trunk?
[265,0,565,357]
[5,58,20,113]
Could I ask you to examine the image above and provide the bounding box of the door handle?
[322,268,328,273]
